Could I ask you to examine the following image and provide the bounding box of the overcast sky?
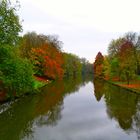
[19,0,140,62]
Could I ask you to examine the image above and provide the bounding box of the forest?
[0,0,93,101]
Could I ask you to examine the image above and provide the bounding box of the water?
[0,77,140,140]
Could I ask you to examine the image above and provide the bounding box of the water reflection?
[0,75,92,140]
[93,79,140,139]
[93,79,104,101]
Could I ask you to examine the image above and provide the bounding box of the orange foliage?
[31,44,64,79]
[93,52,104,77]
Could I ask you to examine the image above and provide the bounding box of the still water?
[0,77,140,140]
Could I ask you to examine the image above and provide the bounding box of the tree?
[103,56,111,79]
[45,35,63,51]
[93,52,104,78]
[81,58,93,75]
[124,32,140,75]
[31,44,64,80]
[108,38,126,58]
[63,53,82,77]
[0,0,22,46]
[20,33,63,58]
[20,33,64,79]
[110,57,120,80]
[20,32,43,58]
[0,45,34,97]
[119,41,136,84]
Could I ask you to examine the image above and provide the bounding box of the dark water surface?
[0,77,140,140]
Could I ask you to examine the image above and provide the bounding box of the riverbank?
[34,76,51,89]
[104,78,140,94]
[0,76,51,103]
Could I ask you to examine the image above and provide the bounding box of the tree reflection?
[34,81,65,126]
[105,86,138,130]
[35,75,91,126]
[133,100,140,140]
[93,79,140,139]
[0,75,92,140]
[93,79,104,101]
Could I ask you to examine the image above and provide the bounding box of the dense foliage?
[0,0,22,46]
[63,53,82,76]
[93,52,104,78]
[94,32,140,84]
[0,0,93,100]
[31,44,64,80]
[0,45,34,97]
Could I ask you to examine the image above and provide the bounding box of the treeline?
[0,0,93,99]
[94,32,140,84]
[20,32,93,79]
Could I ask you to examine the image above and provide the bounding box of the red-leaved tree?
[31,44,64,80]
[93,52,104,78]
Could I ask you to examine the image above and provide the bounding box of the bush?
[0,45,35,97]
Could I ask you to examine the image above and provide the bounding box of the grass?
[33,76,51,89]
[33,80,46,89]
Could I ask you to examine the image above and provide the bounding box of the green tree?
[103,56,111,79]
[63,53,82,77]
[110,58,120,79]
[81,58,93,75]
[108,38,125,58]
[119,41,136,84]
[0,0,22,46]
[124,32,140,75]
[0,45,34,97]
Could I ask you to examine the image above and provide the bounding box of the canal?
[0,77,140,140]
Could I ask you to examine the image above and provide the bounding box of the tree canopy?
[94,32,140,84]
[0,0,22,46]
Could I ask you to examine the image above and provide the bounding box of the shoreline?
[104,79,140,95]
[0,77,51,104]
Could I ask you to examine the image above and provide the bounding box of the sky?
[19,0,140,62]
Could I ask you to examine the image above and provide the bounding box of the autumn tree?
[20,32,64,79]
[97,32,140,84]
[93,52,104,78]
[118,41,136,84]
[0,0,22,46]
[31,44,64,80]
[124,32,140,75]
[102,56,110,79]
[20,32,42,58]
[107,32,140,80]
[20,32,63,57]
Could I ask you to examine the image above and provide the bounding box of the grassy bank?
[34,76,51,89]
[0,76,51,103]
[105,79,140,94]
